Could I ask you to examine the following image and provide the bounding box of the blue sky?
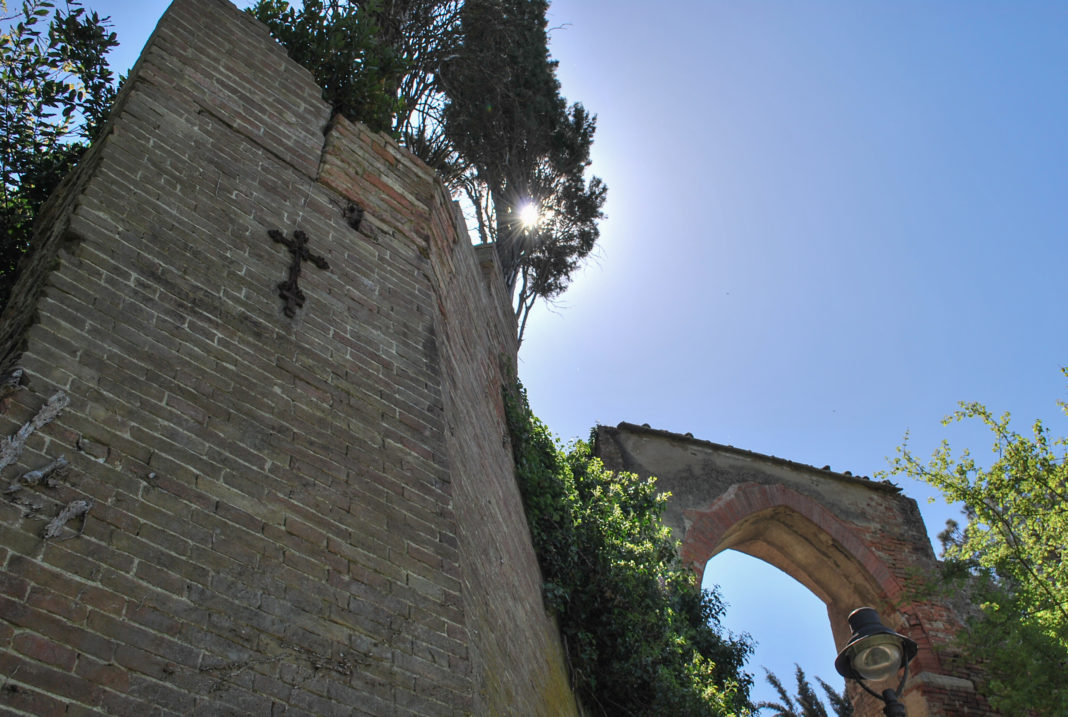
[529,0,1068,705]
[83,0,1068,708]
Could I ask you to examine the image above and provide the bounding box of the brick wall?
[0,0,578,714]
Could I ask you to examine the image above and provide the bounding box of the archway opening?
[703,549,847,711]
[684,496,907,715]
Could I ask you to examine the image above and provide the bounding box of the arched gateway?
[595,423,996,717]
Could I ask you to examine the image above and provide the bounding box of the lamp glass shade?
[852,636,903,682]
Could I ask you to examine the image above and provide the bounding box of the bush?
[504,381,752,716]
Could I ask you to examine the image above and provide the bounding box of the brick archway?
[682,482,930,662]
[595,423,995,716]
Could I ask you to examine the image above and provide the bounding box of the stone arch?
[683,482,923,658]
[595,423,994,716]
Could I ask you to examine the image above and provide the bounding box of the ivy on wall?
[504,381,753,716]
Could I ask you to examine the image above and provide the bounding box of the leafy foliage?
[756,666,851,717]
[247,0,458,136]
[885,367,1068,714]
[247,0,606,342]
[0,0,117,307]
[504,380,752,716]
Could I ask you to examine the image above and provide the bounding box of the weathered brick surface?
[596,424,997,717]
[0,0,577,713]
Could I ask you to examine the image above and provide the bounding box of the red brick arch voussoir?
[680,482,903,599]
[679,481,945,676]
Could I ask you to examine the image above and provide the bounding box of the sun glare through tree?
[518,201,540,231]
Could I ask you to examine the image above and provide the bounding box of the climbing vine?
[504,381,752,716]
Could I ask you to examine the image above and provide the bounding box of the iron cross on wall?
[268,229,330,317]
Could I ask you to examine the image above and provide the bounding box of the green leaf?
[882,368,1068,711]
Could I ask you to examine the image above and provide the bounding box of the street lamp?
[834,607,918,717]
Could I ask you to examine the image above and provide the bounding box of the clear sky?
[79,0,1068,709]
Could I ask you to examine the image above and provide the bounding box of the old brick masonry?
[0,0,579,714]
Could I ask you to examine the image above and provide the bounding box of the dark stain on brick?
[343,203,364,232]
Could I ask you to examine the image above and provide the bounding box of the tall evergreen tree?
[441,0,605,339]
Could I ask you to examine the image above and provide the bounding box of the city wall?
[0,0,578,713]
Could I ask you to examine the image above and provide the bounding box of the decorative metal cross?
[268,229,330,317]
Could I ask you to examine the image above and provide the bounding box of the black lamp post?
[834,607,918,717]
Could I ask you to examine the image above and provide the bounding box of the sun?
[518,201,540,231]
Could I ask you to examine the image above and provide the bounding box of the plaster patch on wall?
[0,391,69,473]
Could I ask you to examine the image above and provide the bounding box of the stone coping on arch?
[608,421,903,493]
